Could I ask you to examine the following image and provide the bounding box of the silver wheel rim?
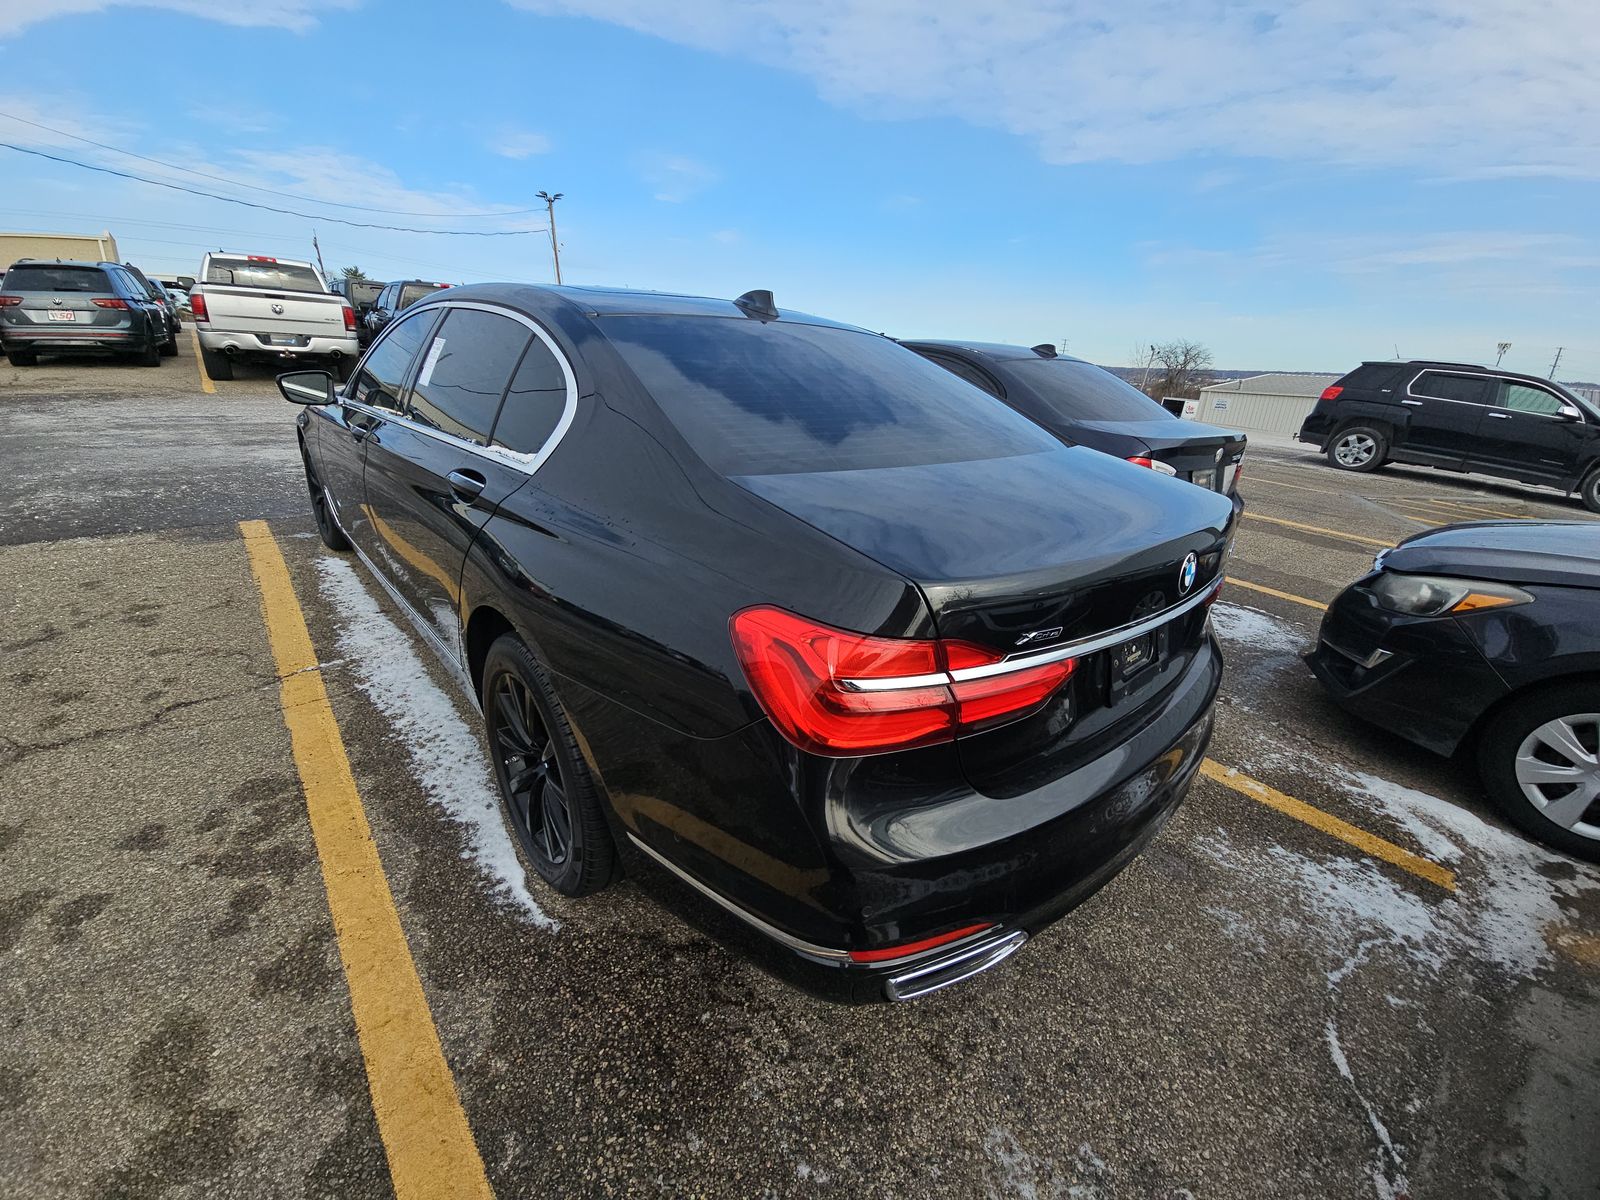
[1515,712,1600,840]
[1334,433,1376,467]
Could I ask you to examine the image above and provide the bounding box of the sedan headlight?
[1368,571,1533,617]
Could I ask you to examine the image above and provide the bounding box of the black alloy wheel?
[138,338,162,367]
[482,635,616,896]
[302,454,351,552]
[1580,467,1600,515]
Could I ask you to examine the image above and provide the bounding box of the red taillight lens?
[0,295,21,307]
[729,606,1076,757]
[848,922,995,964]
[1126,456,1155,468]
[342,305,357,331]
[1319,385,1343,402]
[91,298,129,309]
[189,293,209,321]
[247,255,278,263]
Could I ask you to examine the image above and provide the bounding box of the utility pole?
[1138,344,1157,392]
[536,190,563,284]
[311,231,326,280]
[1548,347,1563,379]
[1495,341,1511,367]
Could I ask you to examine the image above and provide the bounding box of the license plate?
[1111,632,1157,680]
[1192,469,1215,490]
[47,310,76,322]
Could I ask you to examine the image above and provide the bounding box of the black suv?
[362,279,451,344]
[1299,360,1600,512]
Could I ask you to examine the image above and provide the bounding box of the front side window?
[491,336,570,455]
[603,316,1055,476]
[406,309,530,443]
[1412,372,1491,405]
[1500,382,1565,416]
[351,310,437,411]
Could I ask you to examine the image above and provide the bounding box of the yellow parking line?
[1241,512,1393,548]
[1387,508,1446,526]
[189,329,215,395]
[1223,577,1328,611]
[1407,497,1529,521]
[1240,474,1328,493]
[1200,759,1456,892]
[239,520,493,1200]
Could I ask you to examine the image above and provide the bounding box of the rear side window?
[1411,372,1492,405]
[407,309,530,444]
[1339,363,1408,391]
[3,265,111,292]
[1009,359,1174,422]
[491,337,569,455]
[603,316,1055,476]
[352,310,437,412]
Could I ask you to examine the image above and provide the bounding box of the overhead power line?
[0,110,541,218]
[1,143,544,236]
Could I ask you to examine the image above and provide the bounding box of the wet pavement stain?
[253,927,338,1002]
[0,889,56,954]
[115,823,168,853]
[210,882,273,940]
[48,892,113,945]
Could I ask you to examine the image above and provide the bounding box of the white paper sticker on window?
[417,336,446,387]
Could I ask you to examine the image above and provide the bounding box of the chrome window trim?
[625,832,852,962]
[839,574,1223,693]
[336,298,580,476]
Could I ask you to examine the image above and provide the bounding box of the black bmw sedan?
[903,341,1247,507]
[1307,521,1600,862]
[278,284,1236,1001]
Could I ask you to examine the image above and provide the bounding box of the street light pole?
[536,190,563,284]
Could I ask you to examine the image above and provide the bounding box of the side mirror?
[278,369,336,406]
[1558,404,1583,422]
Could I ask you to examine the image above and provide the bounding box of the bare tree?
[1146,340,1214,401]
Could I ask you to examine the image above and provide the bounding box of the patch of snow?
[1325,1019,1409,1200]
[316,555,557,930]
[1209,602,1309,653]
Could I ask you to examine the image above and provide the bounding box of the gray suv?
[0,260,168,367]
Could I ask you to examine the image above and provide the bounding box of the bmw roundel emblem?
[1179,552,1198,595]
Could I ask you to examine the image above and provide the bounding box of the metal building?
[1187,372,1340,437]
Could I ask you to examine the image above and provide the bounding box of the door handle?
[448,468,488,503]
[1486,411,1511,419]
[350,424,372,443]
[1400,399,1424,406]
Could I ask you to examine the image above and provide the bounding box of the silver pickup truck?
[189,253,358,381]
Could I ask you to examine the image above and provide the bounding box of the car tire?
[139,340,162,367]
[1327,425,1388,472]
[302,452,351,553]
[1579,467,1600,515]
[200,345,233,381]
[161,327,179,356]
[6,349,38,367]
[1477,682,1600,863]
[482,634,617,897]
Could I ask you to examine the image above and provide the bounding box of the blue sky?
[1,1,1595,378]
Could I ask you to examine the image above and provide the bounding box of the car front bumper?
[1304,578,1510,756]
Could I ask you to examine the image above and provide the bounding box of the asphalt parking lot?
[2,343,1597,1200]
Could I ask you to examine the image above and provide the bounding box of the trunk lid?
[197,284,348,335]
[1069,418,1248,488]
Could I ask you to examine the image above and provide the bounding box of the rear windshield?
[205,258,323,293]
[3,264,111,292]
[348,282,382,304]
[603,316,1057,476]
[1340,363,1409,390]
[1011,359,1175,422]
[400,283,446,307]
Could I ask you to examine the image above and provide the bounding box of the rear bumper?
[621,635,1221,1003]
[1304,579,1508,756]
[2,328,145,352]
[1297,410,1335,448]
[197,329,358,360]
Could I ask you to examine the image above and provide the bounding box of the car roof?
[7,259,119,270]
[901,339,1082,363]
[408,282,869,334]
[1371,360,1583,394]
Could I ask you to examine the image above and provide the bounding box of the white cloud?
[506,0,1600,179]
[637,151,718,202]
[0,0,359,37]
[489,128,553,159]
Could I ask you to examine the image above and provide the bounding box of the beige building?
[1187,372,1340,436]
[0,230,120,270]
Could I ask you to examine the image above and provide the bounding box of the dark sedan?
[904,341,1247,505]
[279,284,1235,1001]
[1307,521,1600,862]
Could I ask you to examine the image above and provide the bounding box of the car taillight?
[729,606,1076,757]
[1126,456,1178,476]
[1319,385,1343,402]
[0,295,21,307]
[342,305,357,331]
[189,293,209,321]
[92,298,129,309]
[248,255,278,263]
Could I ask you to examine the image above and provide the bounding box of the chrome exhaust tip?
[884,930,1027,1002]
